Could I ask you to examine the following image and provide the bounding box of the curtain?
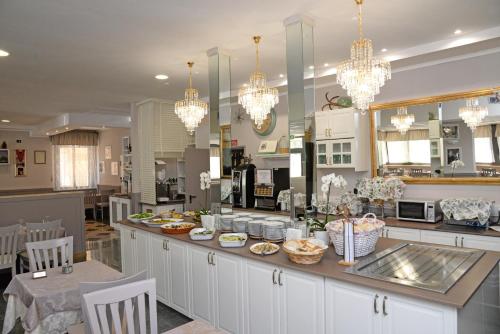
[53,145,97,190]
[474,125,492,138]
[50,130,98,146]
[378,129,429,141]
[496,124,500,137]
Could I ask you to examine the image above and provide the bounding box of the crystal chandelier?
[238,36,279,129]
[336,0,391,111]
[459,98,488,132]
[391,107,415,134]
[175,62,208,134]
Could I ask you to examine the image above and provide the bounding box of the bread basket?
[283,239,327,265]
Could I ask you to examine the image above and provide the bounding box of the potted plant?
[199,171,214,229]
[450,159,464,177]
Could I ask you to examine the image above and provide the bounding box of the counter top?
[141,199,186,205]
[118,218,500,308]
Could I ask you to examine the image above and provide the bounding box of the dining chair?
[83,278,158,334]
[68,271,148,334]
[20,220,63,273]
[84,190,98,220]
[25,236,73,272]
[0,224,20,278]
[96,190,114,222]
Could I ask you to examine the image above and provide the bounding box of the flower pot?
[201,215,215,230]
[313,230,330,246]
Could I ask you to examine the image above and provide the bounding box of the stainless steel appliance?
[254,168,290,210]
[396,199,442,223]
[232,164,256,208]
[345,243,484,293]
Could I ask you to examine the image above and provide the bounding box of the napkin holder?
[338,220,357,266]
[32,271,47,279]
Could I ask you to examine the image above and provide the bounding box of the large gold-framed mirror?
[370,87,500,185]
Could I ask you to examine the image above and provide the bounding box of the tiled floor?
[0,220,191,333]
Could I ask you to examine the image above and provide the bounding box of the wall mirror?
[370,87,500,184]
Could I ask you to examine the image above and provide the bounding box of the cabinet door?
[385,227,420,242]
[330,109,355,139]
[382,294,456,334]
[188,246,213,323]
[315,112,331,140]
[461,234,500,251]
[316,142,329,168]
[149,234,170,305]
[168,239,190,315]
[213,252,244,334]
[134,230,149,275]
[121,199,131,220]
[325,279,381,334]
[110,197,118,227]
[244,260,280,334]
[279,268,325,334]
[421,231,458,247]
[119,226,135,276]
[330,139,355,168]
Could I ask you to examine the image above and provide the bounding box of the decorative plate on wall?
[252,108,277,137]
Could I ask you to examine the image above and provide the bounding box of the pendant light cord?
[253,36,261,71]
[357,0,363,40]
[187,62,194,89]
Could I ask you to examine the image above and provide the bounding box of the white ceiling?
[1,0,500,128]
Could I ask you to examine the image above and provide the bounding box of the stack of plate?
[233,217,252,233]
[248,220,266,239]
[266,216,291,227]
[249,213,268,220]
[233,211,252,217]
[263,221,286,242]
[220,215,237,232]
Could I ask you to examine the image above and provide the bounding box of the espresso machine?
[231,163,256,208]
[254,168,290,210]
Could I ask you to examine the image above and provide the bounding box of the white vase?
[314,230,330,246]
[201,215,215,230]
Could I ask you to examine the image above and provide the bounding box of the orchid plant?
[450,159,464,177]
[199,171,211,215]
[309,173,347,232]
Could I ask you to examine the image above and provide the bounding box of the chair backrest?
[0,224,20,267]
[26,236,73,272]
[85,190,98,206]
[26,220,62,242]
[80,271,148,334]
[83,278,158,334]
[481,168,496,177]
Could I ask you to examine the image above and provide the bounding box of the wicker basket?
[283,247,326,265]
[326,213,385,257]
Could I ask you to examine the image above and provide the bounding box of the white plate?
[219,233,248,248]
[189,228,215,240]
[250,242,280,255]
[142,218,183,228]
[128,213,155,223]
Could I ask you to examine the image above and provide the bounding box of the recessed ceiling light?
[454,29,462,35]
[381,48,388,52]
[0,49,9,57]
[46,132,49,135]
[324,63,329,67]
[279,74,284,78]
[55,130,59,133]
[308,65,314,70]
[155,74,168,80]
[1,119,10,123]
[65,127,69,130]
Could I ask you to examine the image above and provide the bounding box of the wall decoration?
[252,108,276,137]
[1,141,7,149]
[321,92,352,110]
[34,150,46,164]
[0,149,9,165]
[442,124,459,140]
[15,149,26,176]
[105,145,112,160]
[111,161,119,176]
[446,147,462,165]
[99,161,105,174]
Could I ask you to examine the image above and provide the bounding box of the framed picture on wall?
[111,161,119,176]
[105,145,112,160]
[0,149,8,165]
[442,124,459,140]
[34,150,46,164]
[99,161,105,174]
[446,147,462,165]
[15,149,26,177]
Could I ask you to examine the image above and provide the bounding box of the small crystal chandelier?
[238,36,279,129]
[175,62,208,134]
[459,98,488,132]
[336,0,391,111]
[391,107,415,134]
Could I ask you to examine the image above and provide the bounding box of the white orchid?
[200,170,211,209]
[450,159,464,169]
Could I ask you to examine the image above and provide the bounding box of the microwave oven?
[396,199,442,223]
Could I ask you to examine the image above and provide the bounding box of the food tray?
[250,242,280,256]
[142,218,182,228]
[161,222,196,234]
[189,228,215,241]
[219,233,248,248]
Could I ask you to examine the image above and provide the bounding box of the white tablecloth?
[2,260,123,334]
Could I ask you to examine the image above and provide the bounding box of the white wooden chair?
[25,236,73,272]
[83,278,158,334]
[67,271,148,334]
[0,224,20,278]
[20,220,63,272]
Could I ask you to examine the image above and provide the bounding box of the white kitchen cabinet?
[168,239,190,315]
[188,245,214,323]
[315,109,355,140]
[119,224,148,276]
[243,259,325,334]
[110,196,131,228]
[142,203,185,215]
[420,230,458,247]
[420,230,500,251]
[381,226,421,242]
[149,233,170,305]
[326,279,456,334]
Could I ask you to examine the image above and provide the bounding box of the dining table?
[2,260,123,334]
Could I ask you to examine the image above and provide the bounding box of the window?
[54,145,97,190]
[385,140,430,164]
[474,137,494,163]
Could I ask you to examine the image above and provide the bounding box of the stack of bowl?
[220,215,237,232]
[248,220,266,239]
[233,217,252,233]
[263,221,286,242]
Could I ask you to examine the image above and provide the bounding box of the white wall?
[98,127,130,186]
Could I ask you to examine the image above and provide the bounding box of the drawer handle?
[272,269,277,285]
[207,252,212,264]
[211,253,215,266]
[162,240,166,250]
[166,240,169,251]
[460,237,464,248]
[382,296,388,316]
[373,294,379,314]
[454,236,458,247]
[278,270,283,286]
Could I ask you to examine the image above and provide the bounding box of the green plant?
[199,209,210,216]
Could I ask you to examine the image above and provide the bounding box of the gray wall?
[98,127,130,186]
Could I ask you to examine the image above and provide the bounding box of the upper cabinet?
[315,108,370,171]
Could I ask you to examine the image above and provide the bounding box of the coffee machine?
[231,164,256,208]
[254,168,290,210]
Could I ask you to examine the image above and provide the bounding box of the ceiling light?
[155,74,168,80]
[324,63,329,67]
[381,48,388,52]
[1,119,10,123]
[279,74,284,78]
[55,130,59,133]
[459,98,487,131]
[308,65,314,70]
[336,0,391,111]
[454,29,462,35]
[175,62,208,134]
[238,36,279,129]
[391,107,415,134]
[65,127,69,130]
[0,49,9,57]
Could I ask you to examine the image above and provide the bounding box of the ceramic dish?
[142,218,183,228]
[218,233,248,248]
[128,213,155,223]
[220,215,237,231]
[161,222,196,234]
[189,228,215,241]
[250,242,280,256]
